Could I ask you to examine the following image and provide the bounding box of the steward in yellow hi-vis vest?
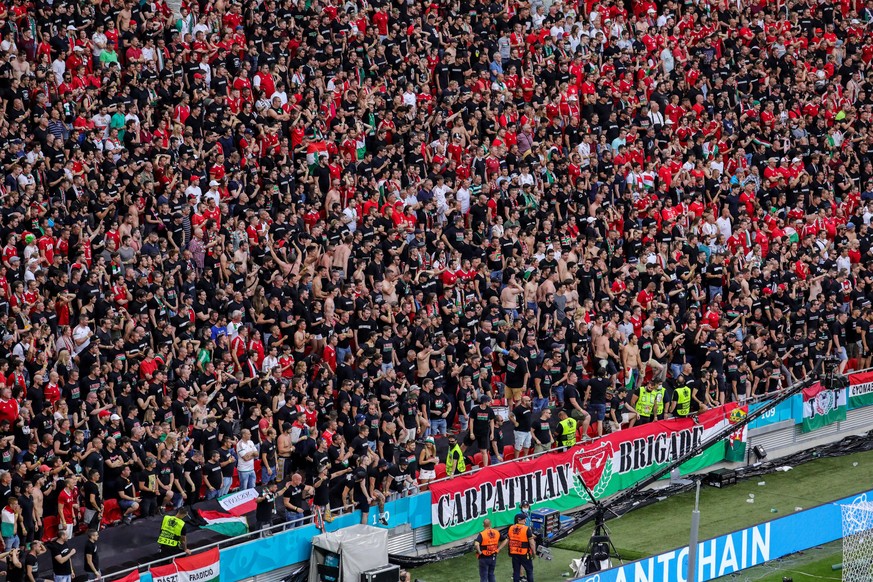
[556,410,577,448]
[157,508,190,557]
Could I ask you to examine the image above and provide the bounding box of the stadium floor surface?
[410,448,873,582]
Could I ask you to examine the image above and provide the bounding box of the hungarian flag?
[175,547,220,582]
[115,571,140,582]
[218,489,258,516]
[624,368,635,392]
[848,370,873,410]
[198,510,249,537]
[149,563,177,582]
[802,382,847,433]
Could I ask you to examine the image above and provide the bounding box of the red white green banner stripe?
[218,489,258,516]
[198,510,249,537]
[429,403,747,545]
[848,370,873,410]
[174,547,220,582]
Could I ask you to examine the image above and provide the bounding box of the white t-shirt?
[716,216,733,239]
[227,320,243,340]
[236,439,258,472]
[72,324,91,354]
[262,355,279,373]
[342,206,358,232]
[456,187,471,214]
[185,185,202,205]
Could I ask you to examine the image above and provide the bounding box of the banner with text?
[848,370,873,410]
[148,563,177,582]
[174,548,220,582]
[747,395,802,430]
[430,404,746,545]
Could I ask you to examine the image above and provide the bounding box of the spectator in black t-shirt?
[81,438,105,483]
[18,482,35,547]
[366,460,389,525]
[217,438,237,496]
[502,345,529,405]
[701,341,726,393]
[831,311,849,373]
[82,471,102,529]
[255,481,286,533]
[398,394,420,444]
[348,420,370,458]
[510,397,533,457]
[137,457,159,518]
[464,396,496,466]
[6,542,44,582]
[387,458,417,494]
[83,529,100,581]
[260,429,278,484]
[204,450,223,501]
[47,530,75,581]
[183,450,204,505]
[563,373,592,437]
[283,472,312,527]
[608,387,638,432]
[427,385,451,436]
[155,449,177,510]
[531,409,554,454]
[110,466,139,525]
[586,371,611,438]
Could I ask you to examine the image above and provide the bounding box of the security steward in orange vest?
[508,512,537,582]
[474,518,507,582]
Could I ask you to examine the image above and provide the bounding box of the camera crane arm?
[550,377,815,544]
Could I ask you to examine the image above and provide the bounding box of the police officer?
[474,518,506,582]
[157,507,191,557]
[555,410,577,448]
[508,513,536,582]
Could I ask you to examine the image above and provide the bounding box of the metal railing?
[426,366,873,488]
[105,507,353,582]
[426,444,558,487]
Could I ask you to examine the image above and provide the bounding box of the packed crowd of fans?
[0,0,869,568]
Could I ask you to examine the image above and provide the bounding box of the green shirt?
[99,50,119,66]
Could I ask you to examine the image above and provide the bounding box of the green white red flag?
[174,547,220,582]
[198,509,249,537]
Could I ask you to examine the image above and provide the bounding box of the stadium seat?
[503,445,515,460]
[434,464,447,479]
[42,516,58,541]
[102,499,122,526]
[472,453,484,467]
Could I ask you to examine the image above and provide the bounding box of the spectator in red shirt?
[57,478,79,539]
